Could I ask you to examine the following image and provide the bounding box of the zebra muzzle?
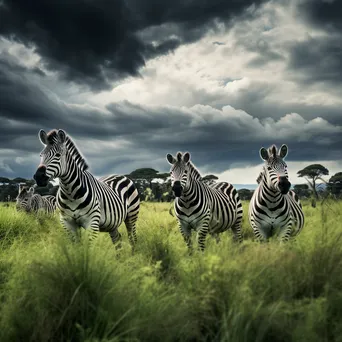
[172,181,183,197]
[278,177,291,194]
[34,166,49,187]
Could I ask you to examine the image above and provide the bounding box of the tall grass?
[0,200,342,341]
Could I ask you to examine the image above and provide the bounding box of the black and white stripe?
[167,151,243,251]
[16,185,56,214]
[33,129,140,247]
[248,144,305,242]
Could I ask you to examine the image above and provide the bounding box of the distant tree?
[293,184,311,199]
[237,188,253,201]
[327,172,342,198]
[202,174,218,186]
[12,177,28,184]
[128,168,160,188]
[128,168,159,180]
[156,173,170,180]
[297,164,329,200]
[0,177,10,184]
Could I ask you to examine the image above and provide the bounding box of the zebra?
[16,185,56,214]
[248,144,305,242]
[33,129,140,247]
[166,151,243,251]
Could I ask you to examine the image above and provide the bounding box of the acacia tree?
[293,184,311,199]
[297,164,329,199]
[202,174,218,186]
[327,172,342,198]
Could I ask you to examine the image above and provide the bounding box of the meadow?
[0,199,342,342]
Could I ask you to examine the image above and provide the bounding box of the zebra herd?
[15,128,304,251]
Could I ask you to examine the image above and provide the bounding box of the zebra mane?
[47,130,89,172]
[188,161,202,181]
[65,136,89,171]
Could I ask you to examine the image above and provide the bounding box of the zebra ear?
[57,129,66,144]
[183,152,191,163]
[39,130,48,145]
[166,154,176,164]
[176,152,182,162]
[28,187,34,194]
[259,147,269,161]
[279,144,288,159]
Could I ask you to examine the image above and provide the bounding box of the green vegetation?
[0,200,342,341]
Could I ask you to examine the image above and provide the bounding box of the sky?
[0,0,341,186]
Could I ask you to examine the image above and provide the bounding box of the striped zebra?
[33,129,140,247]
[248,144,305,242]
[16,185,56,214]
[167,151,243,251]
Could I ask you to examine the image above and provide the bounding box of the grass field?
[0,199,342,342]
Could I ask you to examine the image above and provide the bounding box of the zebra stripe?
[248,144,305,242]
[167,151,243,252]
[33,129,140,247]
[16,186,56,214]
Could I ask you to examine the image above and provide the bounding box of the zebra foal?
[33,129,140,247]
[16,185,56,214]
[167,151,243,252]
[248,144,304,242]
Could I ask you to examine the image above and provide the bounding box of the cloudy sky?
[0,0,341,186]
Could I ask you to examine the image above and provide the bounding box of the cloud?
[0,64,341,180]
[0,0,269,91]
[0,0,341,184]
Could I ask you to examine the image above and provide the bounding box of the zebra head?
[34,129,67,187]
[166,151,191,197]
[16,186,34,210]
[259,144,291,195]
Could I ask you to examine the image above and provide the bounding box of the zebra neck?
[59,156,88,196]
[179,178,200,200]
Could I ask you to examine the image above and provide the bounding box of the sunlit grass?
[0,199,341,341]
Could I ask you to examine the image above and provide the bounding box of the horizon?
[0,1,341,183]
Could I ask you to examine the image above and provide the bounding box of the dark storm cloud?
[0,0,269,91]
[297,0,342,33]
[286,0,342,85]
[1,55,341,179]
[287,35,342,85]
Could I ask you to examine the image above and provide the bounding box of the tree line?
[1,164,341,203]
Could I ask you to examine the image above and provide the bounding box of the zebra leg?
[196,216,210,252]
[178,221,192,252]
[251,222,268,243]
[60,216,79,243]
[109,229,123,250]
[278,222,293,243]
[231,221,243,243]
[124,216,138,248]
[87,223,100,243]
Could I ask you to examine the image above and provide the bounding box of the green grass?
[0,199,342,341]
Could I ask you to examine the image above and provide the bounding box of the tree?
[202,174,218,186]
[237,188,253,200]
[293,184,311,199]
[327,172,342,198]
[297,164,329,199]
[0,177,10,184]
[128,168,159,180]
[12,177,28,184]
